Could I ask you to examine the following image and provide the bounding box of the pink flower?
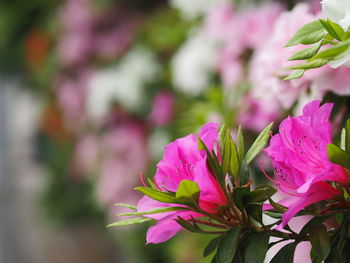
[149,91,175,127]
[137,123,227,244]
[263,100,348,229]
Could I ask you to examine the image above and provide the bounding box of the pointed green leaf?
[237,126,245,162]
[245,122,273,164]
[270,242,297,263]
[327,144,350,169]
[246,185,277,203]
[288,59,329,70]
[341,128,346,151]
[286,20,326,47]
[114,203,137,210]
[311,39,350,60]
[176,180,200,204]
[268,196,288,213]
[203,236,222,257]
[288,42,322,61]
[346,119,350,153]
[175,216,203,233]
[116,206,189,217]
[135,187,177,203]
[107,217,154,227]
[309,224,331,260]
[245,232,270,263]
[320,19,344,41]
[239,160,250,186]
[283,70,305,80]
[300,215,331,235]
[216,228,241,263]
[233,187,250,210]
[245,203,263,224]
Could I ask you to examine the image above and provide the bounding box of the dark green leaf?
[216,228,241,263]
[237,125,245,162]
[268,196,288,213]
[245,203,263,224]
[300,215,331,235]
[175,216,203,233]
[245,232,270,263]
[288,42,322,61]
[233,187,250,210]
[286,20,326,47]
[239,160,250,186]
[270,242,297,263]
[245,122,273,164]
[246,185,277,203]
[203,236,222,257]
[107,217,154,227]
[346,119,350,153]
[327,144,350,169]
[309,224,331,260]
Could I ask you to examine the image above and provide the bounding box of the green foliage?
[270,242,297,263]
[244,232,270,263]
[107,217,154,227]
[309,224,331,260]
[327,143,350,169]
[203,236,222,257]
[285,19,350,79]
[175,180,200,205]
[244,122,273,165]
[215,228,241,263]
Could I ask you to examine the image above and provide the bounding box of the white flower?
[171,30,218,95]
[87,46,159,121]
[322,0,350,68]
[170,0,228,20]
[322,0,350,30]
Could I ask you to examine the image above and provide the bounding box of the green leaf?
[175,216,203,233]
[300,215,331,235]
[288,59,329,70]
[320,19,345,41]
[283,70,305,80]
[268,196,288,213]
[245,203,263,224]
[216,228,241,263]
[311,39,350,60]
[135,187,177,203]
[203,236,222,257]
[107,217,154,227]
[341,128,346,151]
[116,206,189,217]
[239,160,250,186]
[114,203,137,210]
[176,180,200,204]
[288,42,322,61]
[237,125,245,162]
[222,128,240,179]
[286,20,326,47]
[309,224,331,260]
[346,119,350,153]
[245,232,270,263]
[270,242,297,263]
[246,185,277,203]
[245,122,273,164]
[233,187,250,210]
[327,144,350,169]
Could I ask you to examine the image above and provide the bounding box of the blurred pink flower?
[237,95,280,132]
[59,0,93,31]
[73,133,99,175]
[149,92,175,127]
[97,122,148,206]
[263,100,348,229]
[249,4,327,109]
[137,123,227,244]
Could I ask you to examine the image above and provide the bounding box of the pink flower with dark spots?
[137,123,227,244]
[263,100,349,229]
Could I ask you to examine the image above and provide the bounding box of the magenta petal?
[146,217,182,244]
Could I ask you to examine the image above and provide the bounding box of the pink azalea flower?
[263,100,349,229]
[137,123,227,244]
[149,91,175,127]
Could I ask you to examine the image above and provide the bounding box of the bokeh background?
[1,0,350,262]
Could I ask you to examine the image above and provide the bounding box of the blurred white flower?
[170,0,228,19]
[172,31,218,95]
[87,46,159,121]
[322,0,350,68]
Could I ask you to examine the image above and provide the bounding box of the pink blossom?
[149,92,175,127]
[97,122,148,206]
[249,4,328,109]
[263,100,348,229]
[73,133,99,175]
[137,123,227,244]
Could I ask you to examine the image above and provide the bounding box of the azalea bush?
[108,1,350,262]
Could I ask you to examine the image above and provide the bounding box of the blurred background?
[1,0,350,262]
